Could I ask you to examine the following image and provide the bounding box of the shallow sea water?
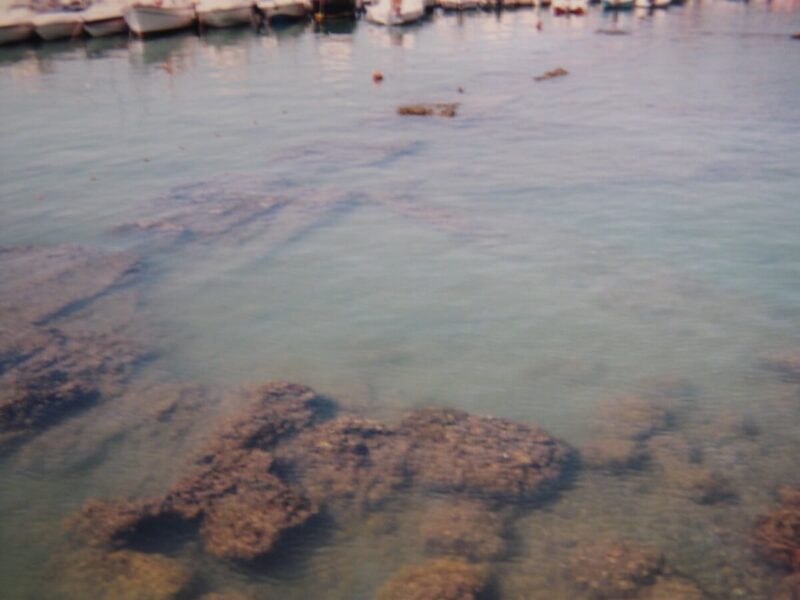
[1,1,800,598]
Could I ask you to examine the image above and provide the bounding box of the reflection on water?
[1,1,800,599]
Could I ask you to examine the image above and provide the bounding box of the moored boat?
[365,0,423,24]
[33,4,85,40]
[82,1,128,36]
[553,0,585,14]
[440,0,478,10]
[0,5,35,45]
[258,0,311,20]
[196,0,253,27]
[652,0,669,8]
[123,0,197,36]
[603,0,633,9]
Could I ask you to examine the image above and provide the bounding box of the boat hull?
[84,16,128,36]
[33,15,83,40]
[603,0,634,9]
[198,5,253,26]
[263,1,310,19]
[365,0,423,24]
[440,0,479,9]
[0,23,34,45]
[123,6,196,36]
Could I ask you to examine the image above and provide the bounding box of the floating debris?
[397,103,459,117]
[534,67,569,82]
[596,28,629,35]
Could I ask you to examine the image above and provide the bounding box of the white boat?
[634,0,649,6]
[123,0,196,36]
[82,1,128,36]
[256,0,310,19]
[0,5,35,45]
[552,0,584,13]
[365,0,423,24]
[196,0,253,27]
[603,0,633,9]
[652,0,669,8]
[440,0,478,10]
[33,7,85,40]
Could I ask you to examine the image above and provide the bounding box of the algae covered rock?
[199,481,316,560]
[581,394,675,473]
[752,485,800,572]
[0,245,144,445]
[569,538,664,598]
[401,407,572,501]
[418,498,508,562]
[275,416,411,510]
[56,549,190,600]
[377,557,489,600]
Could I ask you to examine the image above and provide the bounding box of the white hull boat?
[366,0,423,24]
[652,0,669,8]
[553,0,585,12]
[634,0,649,6]
[0,7,35,44]
[33,10,84,40]
[197,0,253,27]
[123,3,196,36]
[257,0,310,19]
[0,22,34,44]
[82,2,127,36]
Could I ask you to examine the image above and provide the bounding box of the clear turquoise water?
[1,2,799,598]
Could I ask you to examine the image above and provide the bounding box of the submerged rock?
[199,480,316,561]
[401,407,573,501]
[55,549,190,600]
[0,245,145,447]
[0,245,139,327]
[418,498,509,562]
[70,382,324,562]
[534,67,569,82]
[752,485,800,573]
[275,416,411,510]
[640,576,706,600]
[582,394,674,473]
[569,538,664,599]
[397,103,459,118]
[377,557,490,600]
[762,352,800,383]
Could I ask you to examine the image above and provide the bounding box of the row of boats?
[0,0,679,46]
[0,0,318,44]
